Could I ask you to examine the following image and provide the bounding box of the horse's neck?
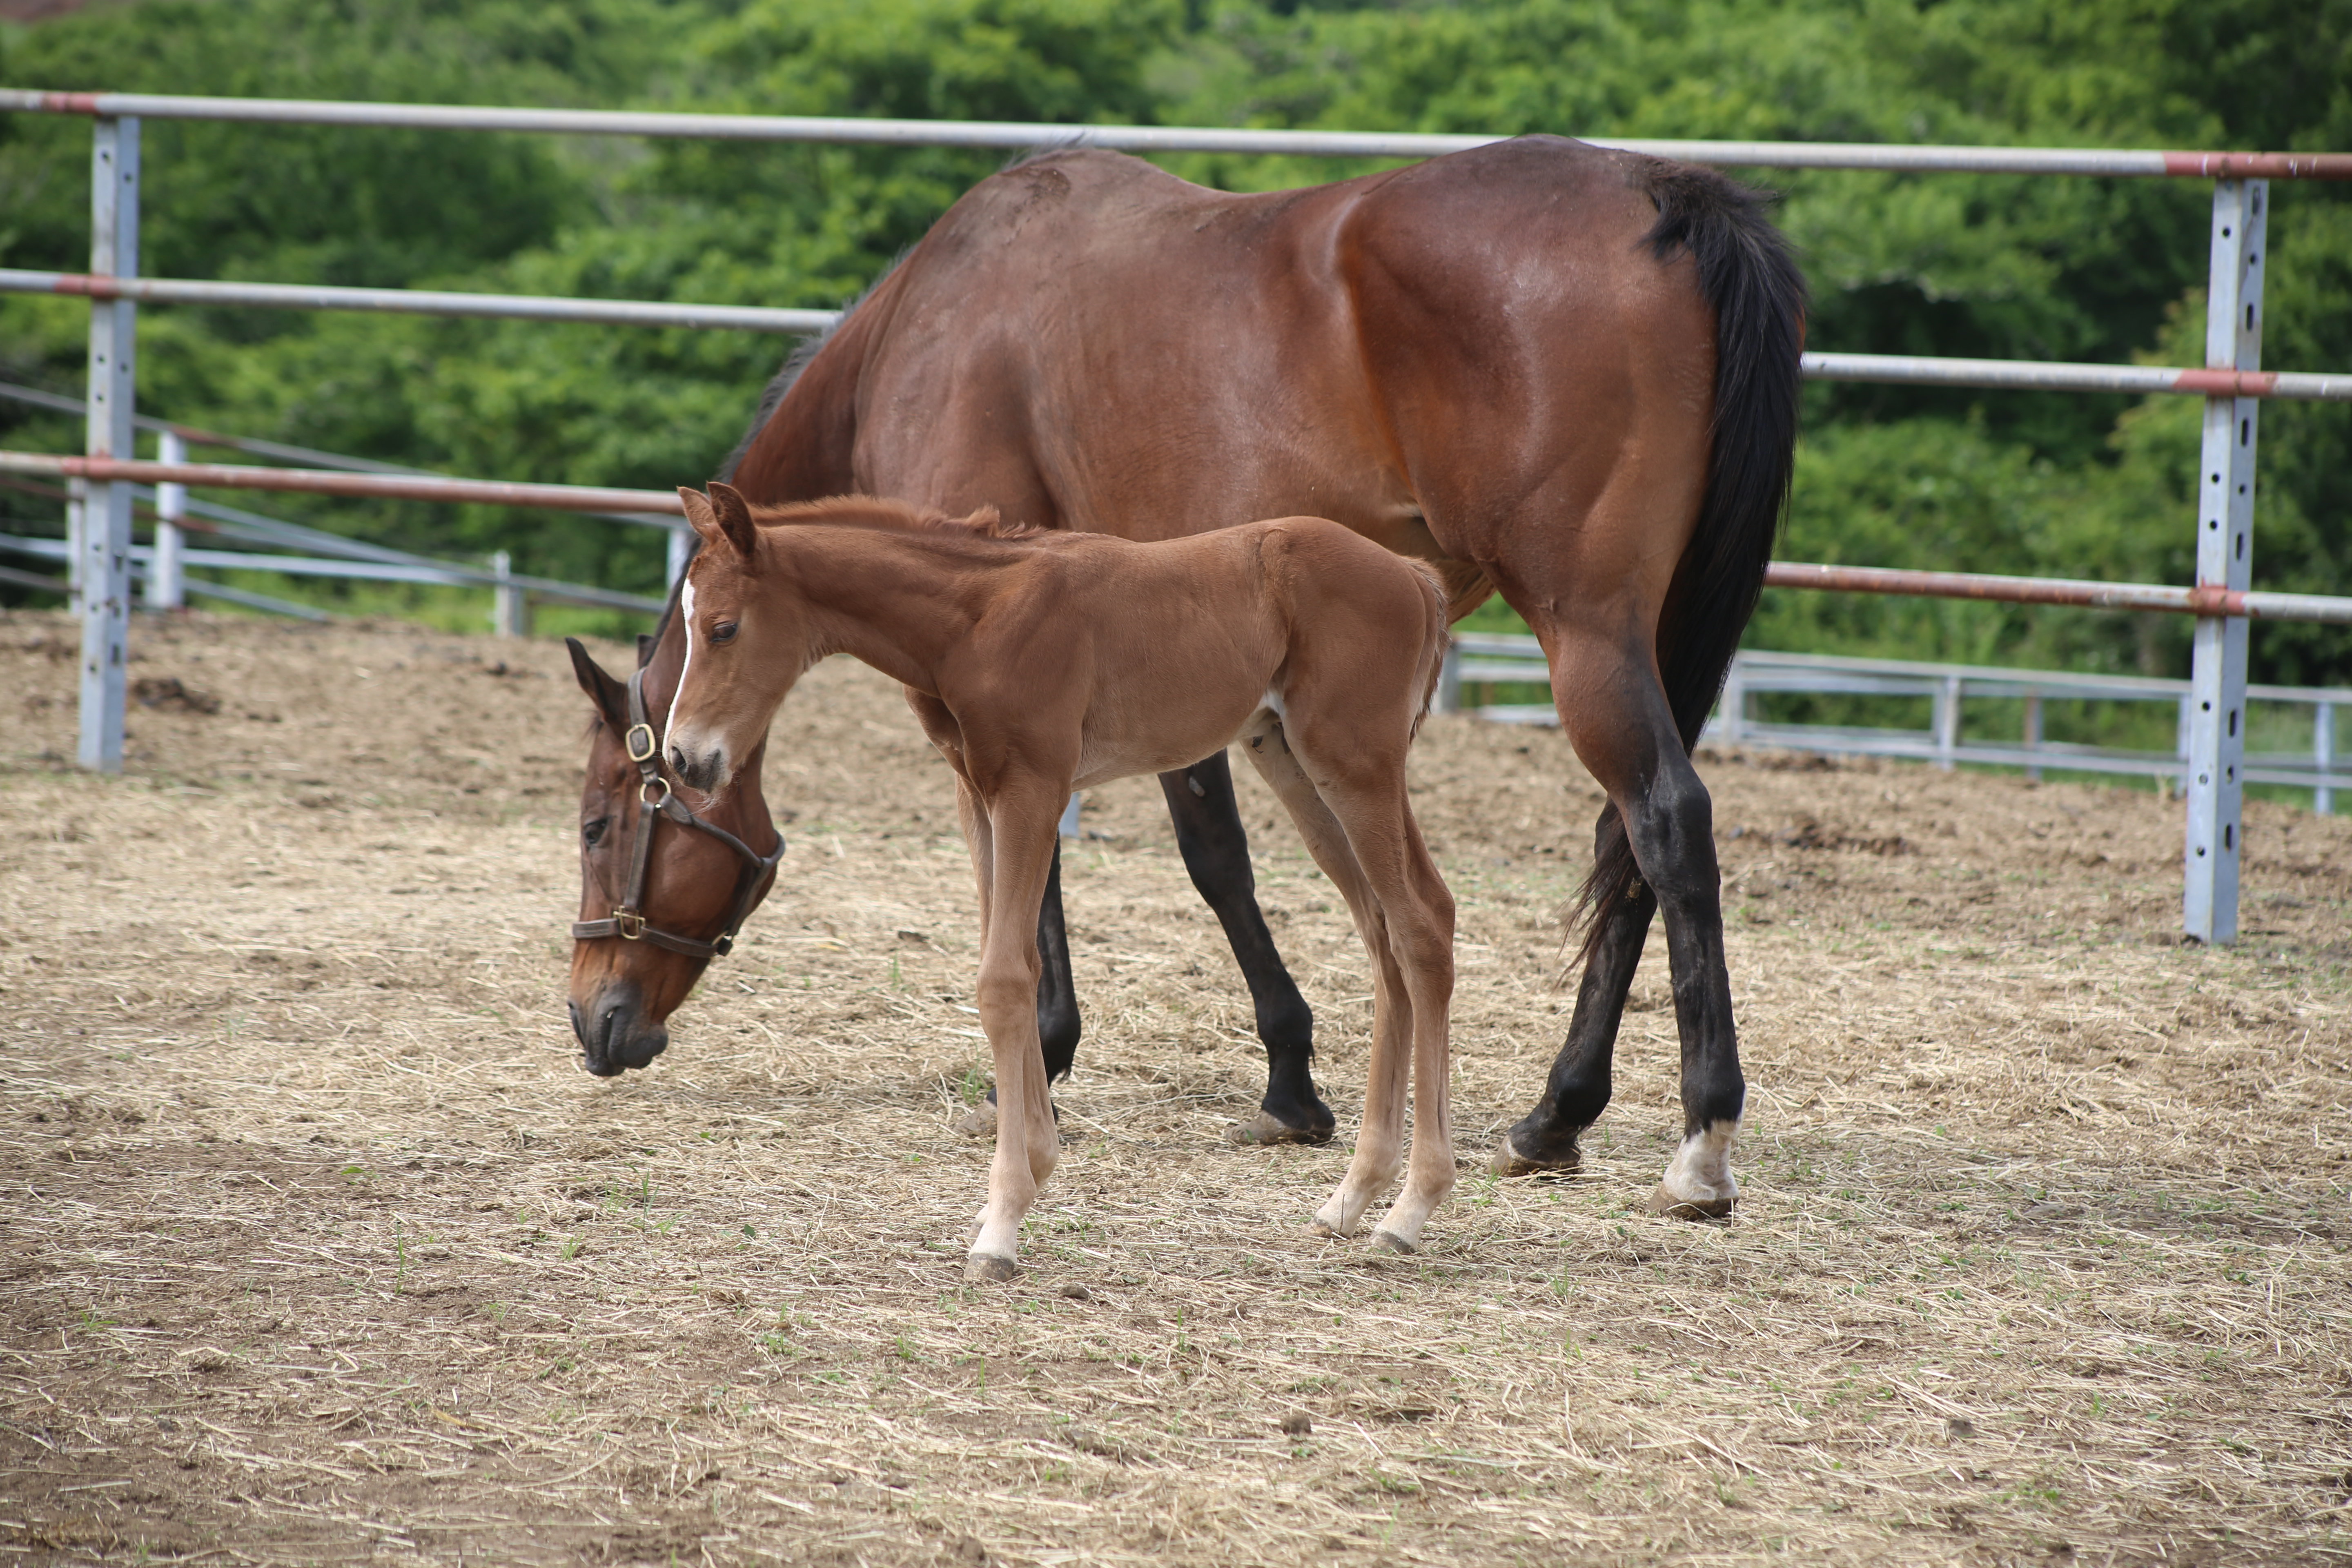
[773,528,982,695]
[728,293,888,501]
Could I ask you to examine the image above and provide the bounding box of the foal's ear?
[708,482,760,563]
[677,484,759,568]
[566,637,630,732]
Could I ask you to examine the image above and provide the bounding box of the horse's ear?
[566,637,629,732]
[677,485,760,568]
[708,482,760,563]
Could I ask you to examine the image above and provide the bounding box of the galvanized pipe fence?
[1,89,2348,942]
[1442,636,2350,814]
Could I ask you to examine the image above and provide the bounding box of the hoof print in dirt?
[1648,1186,1735,1222]
[951,1102,996,1138]
[1225,1110,1335,1147]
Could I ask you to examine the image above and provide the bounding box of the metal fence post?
[1436,638,1463,715]
[1718,654,1748,744]
[2183,179,2266,944]
[1933,675,1962,769]
[2317,702,2335,817]
[665,524,691,593]
[491,549,527,637]
[2023,693,2044,781]
[77,115,138,773]
[147,427,185,610]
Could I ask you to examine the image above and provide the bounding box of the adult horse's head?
[565,546,784,1077]
[663,483,809,795]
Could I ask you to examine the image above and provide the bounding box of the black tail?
[1574,161,1807,962]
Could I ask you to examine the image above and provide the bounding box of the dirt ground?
[3,608,2349,1567]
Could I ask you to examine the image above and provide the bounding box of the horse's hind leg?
[1158,751,1330,1145]
[1538,630,1744,1219]
[1492,818,1658,1176]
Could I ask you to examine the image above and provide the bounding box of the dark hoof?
[1368,1229,1417,1255]
[1226,1110,1336,1147]
[1648,1185,1735,1222]
[1489,1130,1581,1179]
[963,1252,1019,1283]
[1308,1219,1348,1240]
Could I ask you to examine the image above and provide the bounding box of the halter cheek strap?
[570,668,786,961]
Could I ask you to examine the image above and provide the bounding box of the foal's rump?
[1245,517,1449,750]
[1048,517,1447,792]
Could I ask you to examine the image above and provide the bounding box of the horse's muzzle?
[569,981,670,1076]
[667,742,726,795]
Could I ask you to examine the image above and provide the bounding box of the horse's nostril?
[669,744,688,774]
[568,999,588,1046]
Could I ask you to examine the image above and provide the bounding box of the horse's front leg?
[1157,751,1331,1145]
[966,783,1066,1281]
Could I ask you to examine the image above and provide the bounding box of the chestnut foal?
[662,485,1456,1280]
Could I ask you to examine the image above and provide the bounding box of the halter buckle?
[625,722,658,763]
[614,908,646,940]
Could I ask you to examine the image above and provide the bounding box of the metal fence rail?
[1442,637,2350,813]
[9,274,2352,405]
[1,87,2343,943]
[4,89,2350,178]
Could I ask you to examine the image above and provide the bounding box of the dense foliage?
[0,0,2345,675]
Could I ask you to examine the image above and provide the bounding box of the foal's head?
[663,483,810,795]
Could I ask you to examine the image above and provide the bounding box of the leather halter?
[570,668,785,961]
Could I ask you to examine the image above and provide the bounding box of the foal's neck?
[767,524,995,695]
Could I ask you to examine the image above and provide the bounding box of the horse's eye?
[710,621,738,646]
[582,817,610,849]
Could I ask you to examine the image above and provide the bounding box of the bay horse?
[663,486,1457,1278]
[568,134,1804,1220]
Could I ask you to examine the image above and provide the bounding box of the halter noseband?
[570,668,786,962]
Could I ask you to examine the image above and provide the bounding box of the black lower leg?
[1160,751,1330,1136]
[1032,847,1081,1083]
[1631,766,1745,1141]
[1503,880,1655,1168]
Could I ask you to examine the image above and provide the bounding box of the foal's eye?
[582,817,610,849]
[710,621,738,646]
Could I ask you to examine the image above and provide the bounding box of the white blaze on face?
[664,575,699,761]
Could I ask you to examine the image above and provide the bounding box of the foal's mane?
[747,493,1050,543]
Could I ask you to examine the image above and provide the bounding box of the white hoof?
[1653,1120,1740,1220]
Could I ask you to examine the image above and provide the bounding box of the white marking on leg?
[1659,1120,1740,1207]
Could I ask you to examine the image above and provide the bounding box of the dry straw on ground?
[2,609,2348,1566]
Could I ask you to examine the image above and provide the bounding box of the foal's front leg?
[966,786,1066,1282]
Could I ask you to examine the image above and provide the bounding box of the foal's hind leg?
[1158,751,1331,1145]
[1236,727,1448,1246]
